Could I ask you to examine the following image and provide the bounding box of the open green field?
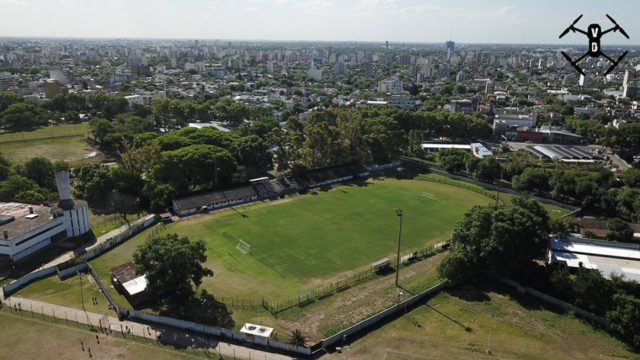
[141,178,492,299]
[0,123,98,164]
[328,283,639,360]
[0,309,212,360]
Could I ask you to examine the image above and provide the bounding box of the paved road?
[1,295,294,360]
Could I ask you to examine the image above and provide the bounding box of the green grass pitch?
[164,178,493,293]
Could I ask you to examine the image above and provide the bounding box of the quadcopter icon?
[559,14,629,76]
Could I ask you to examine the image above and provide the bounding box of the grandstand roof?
[173,185,257,212]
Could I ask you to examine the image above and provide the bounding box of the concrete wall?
[84,215,157,262]
[121,308,312,356]
[1,267,57,298]
[57,263,89,280]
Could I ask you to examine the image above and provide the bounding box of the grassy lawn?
[328,283,639,360]
[159,178,492,299]
[0,123,98,164]
[15,273,113,315]
[0,309,211,360]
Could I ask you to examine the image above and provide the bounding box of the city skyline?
[1,0,639,45]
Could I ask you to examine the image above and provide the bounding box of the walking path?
[1,295,294,360]
[36,223,133,272]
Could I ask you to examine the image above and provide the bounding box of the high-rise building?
[307,61,323,81]
[485,81,495,94]
[334,61,347,76]
[446,41,455,51]
[398,54,412,65]
[623,70,638,98]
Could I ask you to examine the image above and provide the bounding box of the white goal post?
[236,240,251,254]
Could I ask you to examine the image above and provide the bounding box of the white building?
[493,113,537,128]
[0,170,91,262]
[388,95,416,109]
[548,235,640,282]
[124,95,144,107]
[470,143,493,158]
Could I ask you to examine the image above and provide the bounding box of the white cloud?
[0,0,30,5]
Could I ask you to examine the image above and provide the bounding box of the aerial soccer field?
[159,178,493,297]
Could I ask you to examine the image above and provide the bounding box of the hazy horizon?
[1,0,639,45]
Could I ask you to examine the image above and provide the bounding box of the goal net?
[236,240,251,255]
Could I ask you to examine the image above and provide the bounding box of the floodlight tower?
[395,209,404,287]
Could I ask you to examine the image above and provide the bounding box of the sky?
[1,0,639,44]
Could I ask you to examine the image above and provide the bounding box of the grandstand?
[172,185,258,216]
[250,177,292,199]
[172,162,394,217]
[294,162,366,190]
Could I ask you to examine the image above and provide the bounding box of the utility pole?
[395,209,403,287]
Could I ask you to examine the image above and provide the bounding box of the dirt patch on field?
[278,252,445,341]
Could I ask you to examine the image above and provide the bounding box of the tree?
[117,141,159,196]
[88,118,114,145]
[438,198,550,280]
[572,269,614,315]
[607,218,634,243]
[214,98,249,124]
[288,329,308,347]
[436,250,472,283]
[438,149,468,173]
[474,157,502,183]
[152,144,236,193]
[133,233,213,299]
[512,168,549,193]
[606,293,640,350]
[0,91,24,112]
[0,152,12,181]
[0,102,48,130]
[0,175,44,200]
[622,168,640,188]
[550,268,575,301]
[21,157,55,190]
[233,135,272,178]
